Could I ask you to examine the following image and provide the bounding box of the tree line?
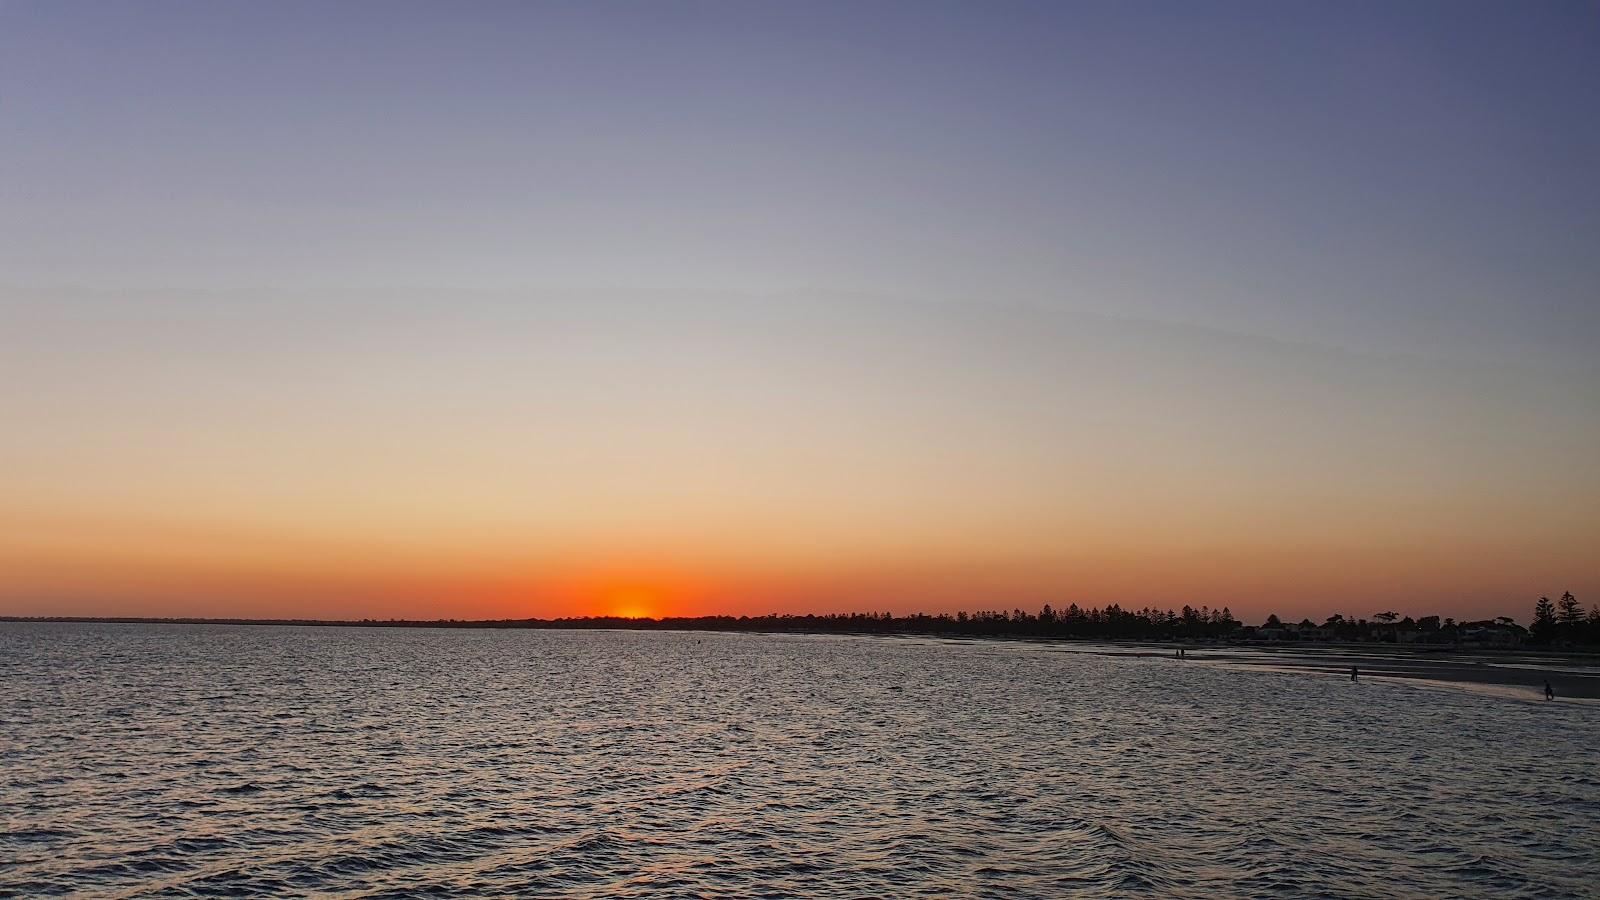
[7,592,1595,645]
[1531,591,1598,645]
[553,593,1598,645]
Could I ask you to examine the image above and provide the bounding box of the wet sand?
[1077,643,1600,702]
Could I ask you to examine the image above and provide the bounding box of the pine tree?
[1557,591,1583,626]
[1533,595,1558,641]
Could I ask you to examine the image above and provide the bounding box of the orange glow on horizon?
[605,588,661,620]
[2,512,1595,625]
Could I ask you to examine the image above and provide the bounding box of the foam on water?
[3,624,1597,897]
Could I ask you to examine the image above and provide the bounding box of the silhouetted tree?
[1532,596,1558,642]
[1557,592,1582,626]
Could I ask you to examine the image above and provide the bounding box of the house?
[1458,625,1523,648]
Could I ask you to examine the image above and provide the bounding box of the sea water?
[3,623,1597,897]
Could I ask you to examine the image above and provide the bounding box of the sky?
[2,1,1597,624]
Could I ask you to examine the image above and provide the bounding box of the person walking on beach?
[1350,666,1358,681]
[1545,680,1555,701]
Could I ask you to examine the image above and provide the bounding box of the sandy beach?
[1087,643,1600,702]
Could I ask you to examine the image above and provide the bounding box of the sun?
[607,589,659,620]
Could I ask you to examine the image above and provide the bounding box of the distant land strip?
[5,604,1598,650]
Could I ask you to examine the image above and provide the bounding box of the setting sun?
[606,589,660,620]
[5,3,1600,896]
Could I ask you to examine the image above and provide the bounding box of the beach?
[1070,642,1600,702]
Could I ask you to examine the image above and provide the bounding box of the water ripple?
[2,623,1598,897]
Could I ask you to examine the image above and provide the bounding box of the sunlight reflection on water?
[3,624,1598,897]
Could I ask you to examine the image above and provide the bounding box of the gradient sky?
[3,1,1597,623]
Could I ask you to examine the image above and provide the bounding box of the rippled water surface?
[4,623,1598,898]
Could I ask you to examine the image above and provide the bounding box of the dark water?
[3,624,1598,898]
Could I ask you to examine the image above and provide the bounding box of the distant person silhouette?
[1351,666,1358,681]
[1545,680,1555,701]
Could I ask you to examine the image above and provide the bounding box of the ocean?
[3,623,1597,897]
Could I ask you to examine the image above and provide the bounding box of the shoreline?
[1061,642,1600,700]
[5,614,1597,657]
[8,616,1600,701]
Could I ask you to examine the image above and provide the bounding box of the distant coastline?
[6,606,1598,654]
[11,612,1599,700]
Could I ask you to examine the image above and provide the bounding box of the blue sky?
[6,2,1597,358]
